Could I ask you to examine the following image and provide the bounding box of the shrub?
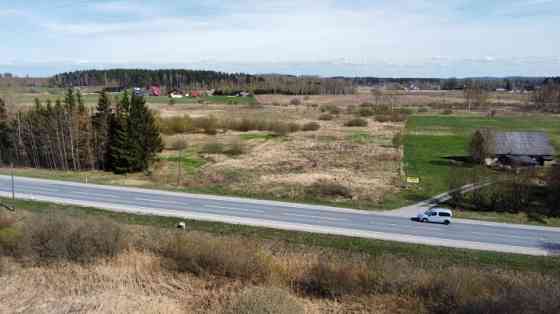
[225,141,246,156]
[318,114,333,121]
[160,116,193,135]
[392,132,403,148]
[161,233,272,283]
[344,118,368,127]
[296,258,376,298]
[418,107,429,113]
[170,137,188,151]
[193,116,219,135]
[269,121,291,136]
[357,107,375,117]
[11,214,128,264]
[302,122,321,131]
[320,105,341,115]
[288,122,301,133]
[374,115,391,123]
[290,98,302,106]
[201,142,226,154]
[375,112,407,123]
[306,180,352,198]
[223,287,305,314]
[442,109,453,115]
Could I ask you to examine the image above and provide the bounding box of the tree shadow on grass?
[429,156,476,168]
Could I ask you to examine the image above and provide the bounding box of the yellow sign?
[406,177,420,184]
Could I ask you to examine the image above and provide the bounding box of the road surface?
[1,175,559,256]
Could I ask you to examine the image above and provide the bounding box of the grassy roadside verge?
[3,197,559,276]
[455,210,560,227]
[0,167,381,211]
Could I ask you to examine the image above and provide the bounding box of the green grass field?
[391,115,560,208]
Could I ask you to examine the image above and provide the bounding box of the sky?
[1,0,559,77]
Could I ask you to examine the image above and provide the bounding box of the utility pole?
[10,162,15,201]
[177,149,182,187]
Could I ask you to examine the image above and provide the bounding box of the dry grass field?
[256,90,529,108]
[156,102,403,207]
[1,209,559,314]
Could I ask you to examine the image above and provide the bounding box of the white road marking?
[204,204,265,214]
[469,231,535,241]
[26,187,60,193]
[283,213,348,222]
[369,221,399,227]
[70,191,120,198]
[135,198,183,205]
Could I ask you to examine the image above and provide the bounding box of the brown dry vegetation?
[256,90,530,108]
[1,211,559,314]
[152,102,403,207]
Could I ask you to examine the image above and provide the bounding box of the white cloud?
[3,0,560,76]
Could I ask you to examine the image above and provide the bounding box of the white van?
[417,208,453,225]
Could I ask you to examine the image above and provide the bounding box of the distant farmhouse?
[471,129,556,167]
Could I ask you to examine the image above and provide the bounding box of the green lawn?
[3,197,559,275]
[387,114,560,209]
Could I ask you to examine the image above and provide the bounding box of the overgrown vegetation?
[1,207,559,313]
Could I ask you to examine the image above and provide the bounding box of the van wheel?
[444,220,450,225]
[421,218,428,223]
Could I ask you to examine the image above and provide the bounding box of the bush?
[375,112,407,123]
[344,118,368,127]
[306,180,352,198]
[442,109,453,115]
[392,132,403,148]
[9,214,128,264]
[302,122,321,131]
[223,287,305,314]
[418,107,429,113]
[320,105,341,115]
[288,123,300,133]
[159,116,193,135]
[225,141,246,156]
[161,233,272,283]
[296,258,376,298]
[269,121,291,136]
[290,98,302,106]
[201,142,226,154]
[170,137,188,151]
[193,116,219,135]
[318,114,333,121]
[357,107,375,117]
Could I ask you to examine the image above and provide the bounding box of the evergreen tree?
[110,91,133,174]
[0,98,13,164]
[128,94,163,172]
[92,92,113,170]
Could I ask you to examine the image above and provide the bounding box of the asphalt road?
[1,175,559,256]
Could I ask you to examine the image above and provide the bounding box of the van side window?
[431,212,438,216]
[439,212,451,217]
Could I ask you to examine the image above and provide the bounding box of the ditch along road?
[1,175,559,256]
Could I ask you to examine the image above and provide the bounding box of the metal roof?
[490,132,555,156]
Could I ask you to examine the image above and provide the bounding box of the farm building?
[168,88,185,98]
[149,85,161,96]
[471,129,556,167]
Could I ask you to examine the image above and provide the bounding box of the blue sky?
[1,0,559,77]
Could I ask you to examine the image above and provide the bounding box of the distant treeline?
[48,69,354,95]
[0,90,162,174]
[349,76,556,91]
